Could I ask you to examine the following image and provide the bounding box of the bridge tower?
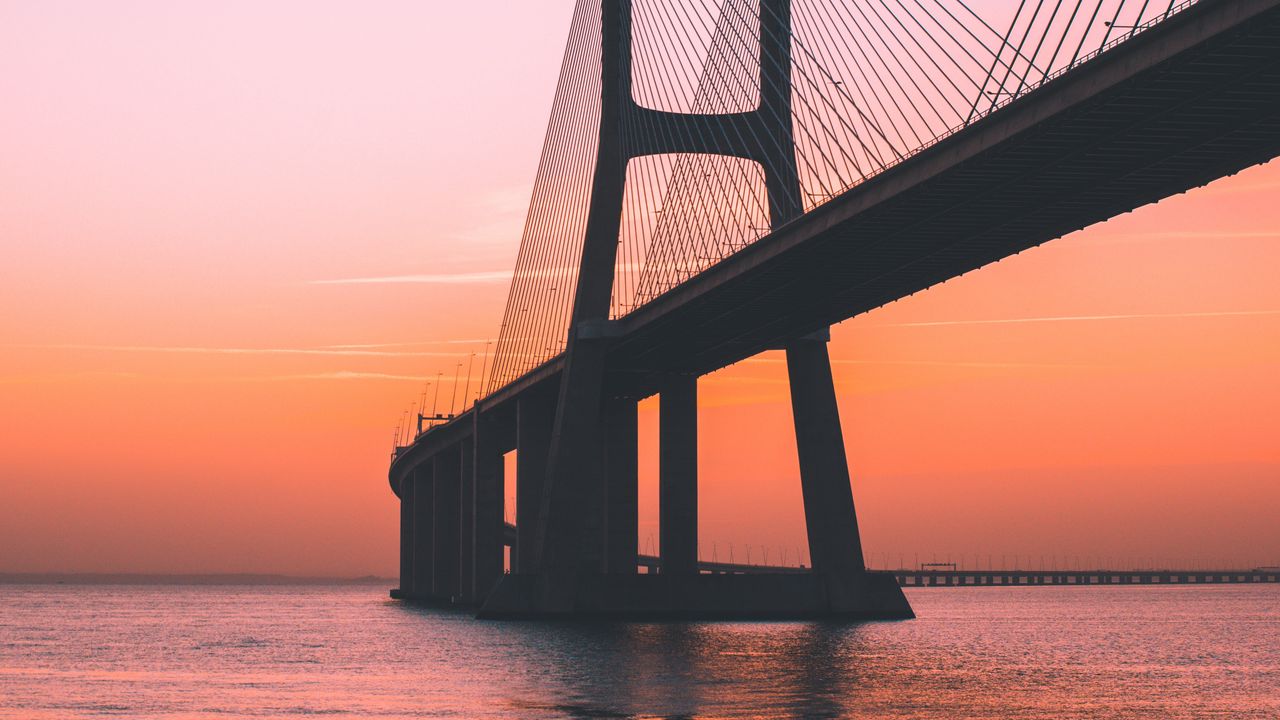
[479,0,911,618]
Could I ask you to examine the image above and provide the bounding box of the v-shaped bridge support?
[480,0,911,619]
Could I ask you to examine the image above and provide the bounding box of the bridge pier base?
[782,333,912,617]
[476,570,912,620]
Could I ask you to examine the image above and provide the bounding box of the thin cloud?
[2,370,471,384]
[878,309,1280,328]
[739,358,1092,370]
[214,370,490,387]
[701,375,788,385]
[0,371,144,384]
[833,359,1093,369]
[4,343,467,358]
[309,271,513,285]
[310,262,646,287]
[242,371,437,382]
[320,340,493,350]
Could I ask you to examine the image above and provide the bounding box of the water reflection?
[484,619,905,719]
[1,585,1276,719]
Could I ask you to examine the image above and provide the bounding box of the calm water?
[1,584,1277,719]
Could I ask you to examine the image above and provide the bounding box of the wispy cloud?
[0,371,144,384]
[441,185,533,250]
[2,370,478,384]
[833,359,1092,369]
[319,340,493,349]
[4,343,468,358]
[308,271,513,285]
[701,374,788,385]
[877,309,1280,329]
[310,262,646,287]
[242,371,435,382]
[739,357,1092,370]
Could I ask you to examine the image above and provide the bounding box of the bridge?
[895,567,1280,586]
[388,0,1280,619]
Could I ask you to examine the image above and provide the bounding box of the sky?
[1,1,1277,577]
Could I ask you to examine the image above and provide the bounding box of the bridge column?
[660,375,698,575]
[398,476,414,595]
[516,388,554,573]
[604,396,639,574]
[472,412,506,601]
[433,448,461,599]
[786,334,865,574]
[458,436,475,604]
[518,0,629,586]
[411,464,434,598]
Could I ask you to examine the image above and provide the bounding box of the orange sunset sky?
[2,1,1278,577]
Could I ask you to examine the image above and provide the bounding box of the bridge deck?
[393,0,1280,490]
[609,0,1280,395]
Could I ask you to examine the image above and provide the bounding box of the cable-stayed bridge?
[389,0,1280,618]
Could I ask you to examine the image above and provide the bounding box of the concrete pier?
[411,465,434,599]
[398,476,414,596]
[786,334,864,575]
[458,437,475,603]
[659,376,698,576]
[432,450,461,599]
[515,389,552,573]
[603,397,638,575]
[471,414,505,601]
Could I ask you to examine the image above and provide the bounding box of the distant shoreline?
[0,573,393,586]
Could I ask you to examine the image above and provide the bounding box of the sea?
[0,583,1276,719]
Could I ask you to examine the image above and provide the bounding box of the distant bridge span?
[390,0,1280,619]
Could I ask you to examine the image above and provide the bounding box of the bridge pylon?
[478,0,912,619]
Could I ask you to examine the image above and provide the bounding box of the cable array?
[481,0,1202,397]
[622,0,772,316]
[485,1,603,392]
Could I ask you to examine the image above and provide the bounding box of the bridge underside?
[608,0,1280,392]
[389,0,1280,620]
[464,0,1280,408]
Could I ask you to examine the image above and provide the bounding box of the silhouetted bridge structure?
[389,0,1280,619]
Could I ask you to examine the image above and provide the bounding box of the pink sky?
[1,1,1277,576]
